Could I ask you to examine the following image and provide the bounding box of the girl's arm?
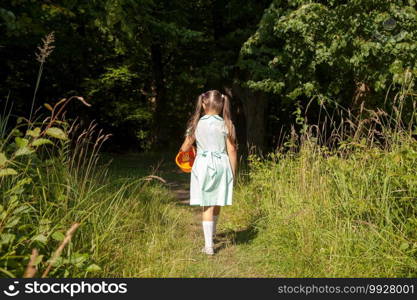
[226,137,238,178]
[180,135,195,152]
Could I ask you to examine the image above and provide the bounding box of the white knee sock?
[202,221,214,249]
[213,215,219,237]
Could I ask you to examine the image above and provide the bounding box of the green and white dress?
[187,114,234,206]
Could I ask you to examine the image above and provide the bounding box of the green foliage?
[239,0,417,108]
[1,0,271,151]
[83,65,152,150]
[45,127,68,140]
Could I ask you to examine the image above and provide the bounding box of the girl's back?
[195,114,228,153]
[179,89,238,255]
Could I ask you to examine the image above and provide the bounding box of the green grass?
[2,83,417,277]
[101,150,190,183]
[100,140,417,278]
[220,140,417,277]
[96,152,266,278]
[0,112,194,277]
[3,133,417,277]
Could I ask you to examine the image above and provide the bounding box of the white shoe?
[201,246,214,255]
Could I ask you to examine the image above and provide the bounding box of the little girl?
[180,90,238,255]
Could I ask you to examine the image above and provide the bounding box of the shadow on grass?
[214,225,258,253]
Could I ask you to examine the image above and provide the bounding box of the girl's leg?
[213,206,221,238]
[202,206,214,221]
[201,206,214,254]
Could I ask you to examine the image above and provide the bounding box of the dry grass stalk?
[23,249,39,278]
[35,32,55,63]
[144,175,167,184]
[41,223,80,278]
[41,96,92,136]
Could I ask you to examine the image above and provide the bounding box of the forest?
[0,0,417,278]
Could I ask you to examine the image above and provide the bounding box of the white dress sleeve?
[221,123,229,137]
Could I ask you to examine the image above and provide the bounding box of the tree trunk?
[231,83,267,154]
[224,86,246,155]
[151,42,169,149]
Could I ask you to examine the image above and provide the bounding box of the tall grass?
[0,93,192,277]
[0,33,190,278]
[222,72,417,277]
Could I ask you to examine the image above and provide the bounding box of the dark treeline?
[1,0,416,153]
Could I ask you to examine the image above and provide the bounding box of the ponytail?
[185,94,205,139]
[222,94,237,147]
[186,91,237,148]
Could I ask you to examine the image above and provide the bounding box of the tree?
[237,0,417,147]
[0,0,271,152]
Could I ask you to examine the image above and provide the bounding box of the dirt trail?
[168,179,202,238]
[165,171,258,277]
[109,153,265,276]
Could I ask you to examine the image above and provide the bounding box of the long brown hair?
[186,90,236,146]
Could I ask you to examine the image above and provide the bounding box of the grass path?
[168,177,245,276]
[165,164,249,276]
[106,152,267,277]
